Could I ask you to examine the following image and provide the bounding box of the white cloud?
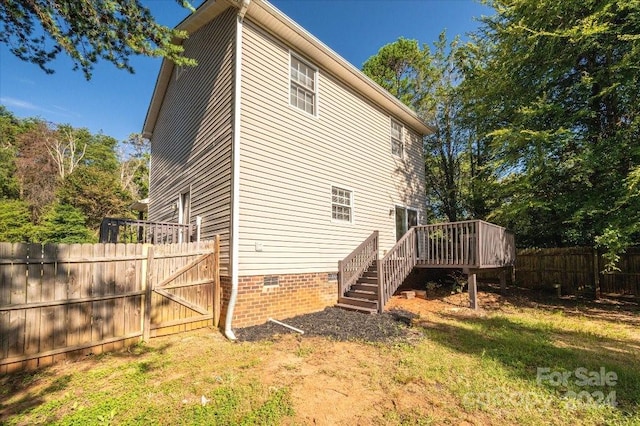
[0,97,77,118]
[0,96,42,111]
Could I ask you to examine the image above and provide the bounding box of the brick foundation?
[219,272,338,328]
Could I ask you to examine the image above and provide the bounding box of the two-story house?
[142,0,432,335]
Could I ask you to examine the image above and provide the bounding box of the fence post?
[213,236,221,328]
[142,245,154,342]
[593,247,601,299]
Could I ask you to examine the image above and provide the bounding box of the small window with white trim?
[290,55,317,115]
[331,186,352,222]
[391,120,404,157]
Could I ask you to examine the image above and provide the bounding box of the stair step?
[338,296,378,310]
[357,277,378,284]
[346,289,377,300]
[335,303,377,314]
[351,283,378,292]
[361,271,378,278]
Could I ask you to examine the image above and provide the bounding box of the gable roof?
[142,0,433,138]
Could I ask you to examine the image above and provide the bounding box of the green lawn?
[2,291,639,425]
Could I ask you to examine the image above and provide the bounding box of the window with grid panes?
[390,120,403,156]
[331,186,352,222]
[290,55,317,115]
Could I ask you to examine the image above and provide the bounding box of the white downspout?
[225,1,249,341]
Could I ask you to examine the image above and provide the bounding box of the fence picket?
[0,243,12,371]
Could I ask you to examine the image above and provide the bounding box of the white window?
[331,186,352,222]
[290,55,317,115]
[391,120,403,157]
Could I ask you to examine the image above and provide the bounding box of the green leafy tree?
[363,35,490,222]
[462,0,640,255]
[0,0,197,79]
[119,133,150,199]
[0,107,22,199]
[35,202,95,243]
[362,37,433,117]
[0,199,34,242]
[58,165,132,229]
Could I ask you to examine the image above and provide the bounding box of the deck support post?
[466,268,478,310]
[500,269,507,294]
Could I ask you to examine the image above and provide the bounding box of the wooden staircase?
[336,220,516,314]
[336,261,379,313]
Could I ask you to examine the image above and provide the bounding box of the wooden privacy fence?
[515,247,640,297]
[0,238,220,373]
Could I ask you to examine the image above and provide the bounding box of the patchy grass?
[2,290,639,425]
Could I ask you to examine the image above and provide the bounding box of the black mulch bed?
[235,307,418,343]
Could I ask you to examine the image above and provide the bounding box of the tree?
[46,124,87,179]
[35,202,95,243]
[363,35,483,222]
[0,199,34,242]
[58,165,132,229]
[0,0,197,79]
[0,107,22,199]
[118,133,150,199]
[421,33,467,222]
[462,0,640,256]
[14,120,59,220]
[362,37,434,117]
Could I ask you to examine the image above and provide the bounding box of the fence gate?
[143,240,220,340]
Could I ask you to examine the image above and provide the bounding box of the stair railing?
[338,231,379,297]
[378,227,417,313]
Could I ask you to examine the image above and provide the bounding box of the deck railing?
[338,231,379,297]
[99,218,195,244]
[416,220,479,267]
[477,221,516,267]
[378,228,417,313]
[415,220,515,268]
[376,220,515,312]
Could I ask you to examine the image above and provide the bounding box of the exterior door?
[395,206,418,241]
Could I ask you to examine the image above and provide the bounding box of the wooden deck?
[338,220,516,313]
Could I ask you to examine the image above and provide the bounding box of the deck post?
[500,269,507,294]
[467,269,478,310]
[377,256,383,314]
[337,260,344,298]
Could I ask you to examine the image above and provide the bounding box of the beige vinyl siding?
[238,21,426,275]
[149,8,236,274]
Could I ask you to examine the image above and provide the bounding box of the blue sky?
[0,0,491,142]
